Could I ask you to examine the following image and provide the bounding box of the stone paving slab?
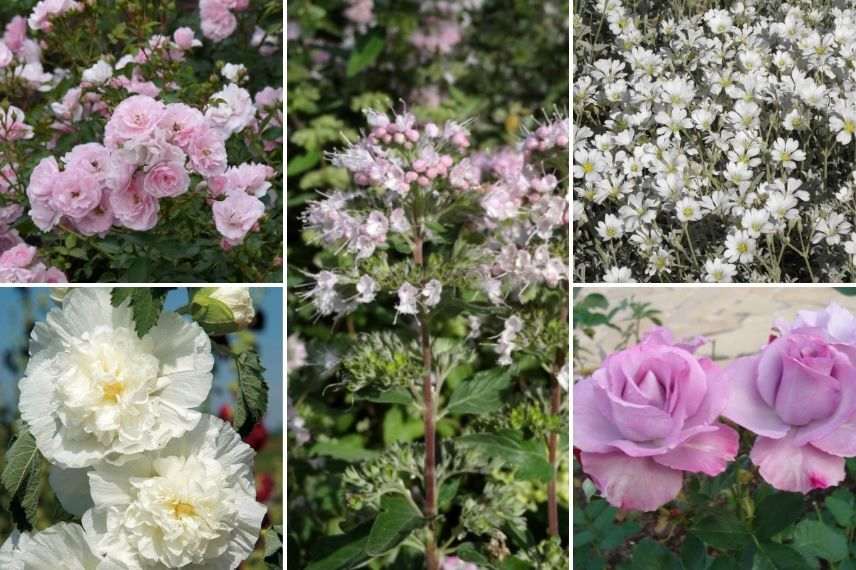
[574,287,856,369]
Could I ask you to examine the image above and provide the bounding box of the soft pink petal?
[580,451,683,512]
[683,358,729,428]
[652,423,739,476]
[810,412,856,457]
[750,435,845,493]
[723,356,790,438]
[573,378,625,453]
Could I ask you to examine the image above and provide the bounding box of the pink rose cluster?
[0,242,66,283]
[574,328,738,511]
[27,93,271,244]
[575,304,856,512]
[200,0,250,42]
[1,15,55,92]
[28,0,82,33]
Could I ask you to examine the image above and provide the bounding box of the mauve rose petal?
[723,355,790,439]
[750,435,844,493]
[811,412,856,457]
[581,451,683,512]
[774,354,840,426]
[572,379,625,454]
[652,423,739,476]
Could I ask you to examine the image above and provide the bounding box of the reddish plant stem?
[414,235,438,570]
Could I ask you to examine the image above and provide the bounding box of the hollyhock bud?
[574,328,738,511]
[191,287,256,333]
[724,305,856,493]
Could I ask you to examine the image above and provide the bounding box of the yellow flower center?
[101,381,125,404]
[170,500,197,518]
[737,243,749,253]
[845,121,855,134]
[582,162,594,174]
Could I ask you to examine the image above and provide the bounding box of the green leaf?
[365,493,424,556]
[680,535,708,570]
[233,349,269,437]
[618,539,680,570]
[1,426,45,529]
[445,368,511,415]
[456,543,491,565]
[825,489,855,528]
[755,492,805,539]
[113,288,167,338]
[310,436,379,462]
[457,430,552,482]
[835,288,856,297]
[263,527,282,558]
[346,32,384,77]
[287,150,321,177]
[382,407,423,445]
[690,512,752,550]
[357,388,413,405]
[306,522,372,570]
[792,520,848,563]
[753,542,814,570]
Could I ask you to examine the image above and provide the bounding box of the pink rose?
[26,156,61,231]
[63,142,109,179]
[188,125,228,176]
[574,327,738,511]
[104,95,165,147]
[4,16,27,53]
[205,83,255,137]
[72,192,114,236]
[143,161,190,198]
[28,0,81,32]
[223,162,275,197]
[441,556,478,570]
[0,41,11,68]
[724,315,856,493]
[0,204,24,227]
[48,168,101,220]
[0,106,34,141]
[212,192,265,243]
[0,243,36,268]
[110,174,159,231]
[159,103,205,149]
[173,27,199,50]
[200,0,238,42]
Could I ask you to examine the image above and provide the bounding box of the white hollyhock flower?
[19,288,214,468]
[82,415,266,570]
[0,523,123,569]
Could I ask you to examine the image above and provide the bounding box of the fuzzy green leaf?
[365,493,424,556]
[346,32,384,77]
[1,426,45,529]
[446,369,511,415]
[690,512,752,550]
[457,430,552,482]
[233,349,269,437]
[111,288,167,338]
[306,522,372,570]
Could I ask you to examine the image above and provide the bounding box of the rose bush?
[0,1,282,282]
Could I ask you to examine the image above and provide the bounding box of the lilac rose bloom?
[574,328,738,511]
[725,306,856,493]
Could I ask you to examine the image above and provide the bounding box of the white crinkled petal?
[84,415,266,569]
[50,465,94,517]
[19,288,214,468]
[5,523,114,569]
[147,311,214,408]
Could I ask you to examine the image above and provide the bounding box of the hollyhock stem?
[414,234,438,570]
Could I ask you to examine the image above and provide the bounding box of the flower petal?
[723,355,790,438]
[572,378,625,453]
[652,423,739,476]
[580,451,683,512]
[750,435,844,493]
[148,311,214,408]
